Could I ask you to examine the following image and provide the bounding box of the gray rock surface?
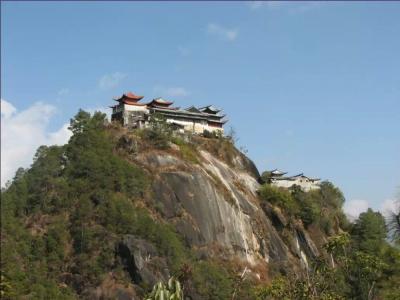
[136,149,302,269]
[117,235,170,287]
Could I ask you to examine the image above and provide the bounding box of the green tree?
[324,232,388,300]
[291,186,321,227]
[26,145,67,213]
[377,245,400,299]
[0,110,151,297]
[318,181,345,209]
[351,209,387,255]
[192,261,233,300]
[140,112,173,149]
[259,184,299,216]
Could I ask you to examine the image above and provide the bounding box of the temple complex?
[269,170,321,191]
[110,91,227,134]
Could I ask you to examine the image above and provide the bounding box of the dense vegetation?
[258,184,400,299]
[1,110,399,299]
[259,182,349,233]
[0,111,254,299]
[1,111,150,298]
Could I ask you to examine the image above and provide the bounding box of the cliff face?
[126,134,322,281]
[1,117,331,299]
[6,113,400,300]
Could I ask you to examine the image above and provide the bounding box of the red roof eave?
[113,92,144,102]
[125,92,144,100]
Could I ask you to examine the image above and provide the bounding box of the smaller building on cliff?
[268,169,321,192]
[110,91,227,134]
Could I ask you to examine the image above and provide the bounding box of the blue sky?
[1,1,400,217]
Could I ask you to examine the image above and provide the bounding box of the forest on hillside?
[1,111,399,300]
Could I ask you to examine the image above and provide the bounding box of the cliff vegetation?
[1,110,399,299]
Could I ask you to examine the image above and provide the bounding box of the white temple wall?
[165,118,223,134]
[203,124,223,133]
[115,105,224,134]
[124,104,149,112]
[271,178,320,192]
[165,118,195,131]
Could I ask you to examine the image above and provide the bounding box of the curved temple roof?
[269,170,320,182]
[111,90,229,128]
[199,105,221,113]
[185,106,202,113]
[269,169,288,176]
[147,97,174,106]
[114,92,144,102]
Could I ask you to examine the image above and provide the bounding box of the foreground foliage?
[258,181,399,300]
[256,219,400,300]
[145,277,183,300]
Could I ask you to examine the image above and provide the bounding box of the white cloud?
[1,99,17,118]
[57,88,69,96]
[48,123,71,145]
[380,198,398,217]
[98,72,127,90]
[1,99,72,186]
[207,23,238,41]
[343,197,399,222]
[343,199,369,222]
[153,86,190,98]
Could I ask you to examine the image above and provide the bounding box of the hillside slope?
[1,110,399,300]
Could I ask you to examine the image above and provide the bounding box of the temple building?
[269,170,321,192]
[269,169,288,177]
[110,91,227,134]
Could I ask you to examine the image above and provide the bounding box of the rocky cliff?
[117,130,324,288]
[1,115,337,300]
[3,112,397,300]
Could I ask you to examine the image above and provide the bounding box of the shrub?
[133,209,188,272]
[298,198,320,228]
[171,136,185,146]
[98,194,137,234]
[203,130,218,139]
[140,128,170,149]
[192,261,233,299]
[139,113,173,149]
[178,144,199,164]
[259,185,298,216]
[291,187,321,227]
[318,181,345,209]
